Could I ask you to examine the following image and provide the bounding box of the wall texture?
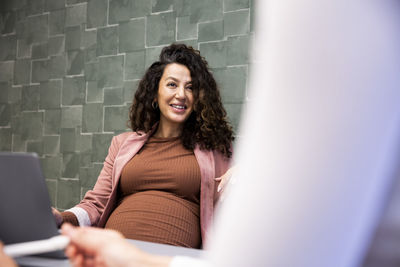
[0,0,254,209]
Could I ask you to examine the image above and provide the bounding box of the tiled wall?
[0,0,254,209]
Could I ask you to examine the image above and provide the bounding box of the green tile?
[0,104,11,126]
[45,179,57,207]
[213,66,247,102]
[17,39,31,59]
[41,155,62,179]
[123,80,138,103]
[109,0,132,24]
[82,103,103,132]
[152,0,173,12]
[146,12,175,47]
[92,133,113,162]
[224,0,249,11]
[61,106,83,128]
[49,55,67,79]
[85,44,97,63]
[8,86,21,103]
[46,0,65,11]
[48,36,65,56]
[67,0,87,4]
[119,19,145,52]
[177,16,197,40]
[98,55,124,88]
[19,111,44,141]
[0,35,17,61]
[13,59,31,85]
[0,128,12,150]
[79,167,98,188]
[44,109,61,135]
[27,0,45,15]
[1,10,16,35]
[65,26,81,51]
[84,62,98,81]
[49,9,65,35]
[66,3,87,27]
[198,20,223,42]
[87,81,103,102]
[60,128,77,152]
[87,0,108,28]
[0,83,8,103]
[97,26,118,56]
[130,0,152,18]
[32,42,48,59]
[11,134,26,152]
[224,9,249,36]
[0,61,14,82]
[62,76,85,105]
[21,85,40,111]
[79,152,92,167]
[83,29,97,48]
[17,14,49,43]
[104,106,128,131]
[67,50,85,75]
[145,46,163,69]
[57,179,81,209]
[40,80,61,109]
[199,41,227,68]
[32,60,50,83]
[27,140,44,156]
[223,102,243,132]
[62,153,80,178]
[104,87,124,105]
[125,50,145,80]
[190,0,222,23]
[227,35,249,65]
[173,0,191,17]
[77,134,92,153]
[43,135,60,155]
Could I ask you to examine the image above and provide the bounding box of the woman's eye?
[186,86,193,91]
[167,82,177,87]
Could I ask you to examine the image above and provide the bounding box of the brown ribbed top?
[104,136,202,248]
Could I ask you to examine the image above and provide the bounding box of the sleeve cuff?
[169,256,210,267]
[65,207,91,227]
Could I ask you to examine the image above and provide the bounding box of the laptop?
[0,152,67,258]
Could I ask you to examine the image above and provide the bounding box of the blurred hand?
[214,166,237,198]
[0,242,17,267]
[61,224,171,267]
[52,207,63,228]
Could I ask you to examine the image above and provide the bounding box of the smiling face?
[155,63,194,137]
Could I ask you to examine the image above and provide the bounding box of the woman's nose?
[175,86,186,99]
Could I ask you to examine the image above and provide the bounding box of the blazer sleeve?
[75,135,121,225]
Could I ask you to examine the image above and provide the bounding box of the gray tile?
[1,11,16,35]
[0,35,17,61]
[84,62,98,81]
[0,128,12,150]
[79,152,92,168]
[44,109,61,135]
[125,50,145,80]
[0,83,8,103]
[62,153,80,178]
[223,102,243,132]
[67,50,85,75]
[92,133,114,162]
[145,46,163,69]
[40,80,62,109]
[119,19,145,52]
[61,106,83,128]
[32,60,50,83]
[198,20,223,42]
[17,14,49,43]
[17,39,31,59]
[77,134,92,153]
[62,76,86,105]
[41,155,62,179]
[48,36,65,56]
[65,26,82,51]
[66,3,87,27]
[57,179,80,209]
[104,87,124,105]
[177,16,197,40]
[83,29,97,48]
[98,55,124,88]
[199,41,227,68]
[82,103,103,132]
[190,0,222,23]
[67,0,87,4]
[0,61,14,82]
[173,0,191,17]
[152,0,173,12]
[79,166,98,188]
[104,106,128,131]
[49,55,67,79]
[97,26,118,56]
[18,111,44,141]
[43,135,60,155]
[213,66,247,102]
[46,0,65,11]
[49,9,65,35]
[0,104,11,126]
[32,42,48,59]
[146,12,175,47]
[13,59,31,85]
[123,80,139,103]
[223,0,249,11]
[11,134,26,152]
[87,0,107,28]
[87,81,103,102]
[27,140,44,156]
[223,9,249,36]
[130,0,152,18]
[27,0,45,15]
[45,179,57,207]
[21,85,40,111]
[60,128,77,152]
[109,0,132,24]
[8,86,21,104]
[227,35,249,65]
[250,0,254,32]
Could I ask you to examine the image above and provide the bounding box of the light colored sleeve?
[169,256,211,267]
[65,207,91,227]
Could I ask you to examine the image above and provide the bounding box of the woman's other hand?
[214,166,237,197]
[0,242,17,267]
[52,207,63,228]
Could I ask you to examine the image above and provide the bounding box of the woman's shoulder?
[112,131,149,147]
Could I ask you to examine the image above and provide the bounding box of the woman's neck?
[153,121,182,138]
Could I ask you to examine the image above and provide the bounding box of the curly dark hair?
[129,43,234,158]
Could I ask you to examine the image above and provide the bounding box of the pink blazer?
[75,131,231,244]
